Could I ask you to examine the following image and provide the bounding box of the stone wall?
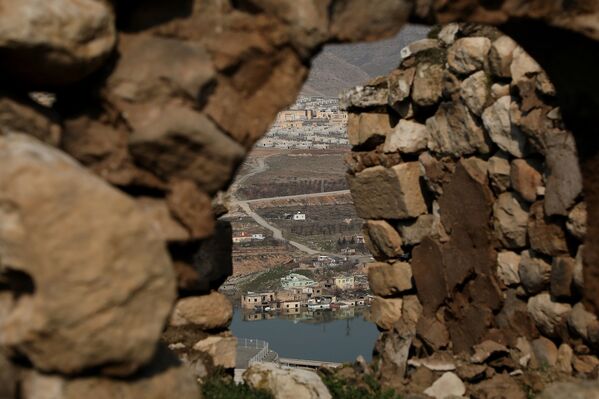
[343,24,598,390]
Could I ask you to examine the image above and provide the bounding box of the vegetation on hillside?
[201,370,273,399]
[240,266,316,293]
[320,372,402,399]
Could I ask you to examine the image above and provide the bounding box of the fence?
[238,338,278,365]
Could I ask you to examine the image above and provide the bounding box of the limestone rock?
[20,346,199,399]
[423,372,466,399]
[447,37,491,75]
[482,96,527,158]
[510,46,542,84]
[497,251,521,286]
[551,256,575,299]
[567,202,587,240]
[528,201,569,256]
[367,262,413,297]
[169,291,233,330]
[493,192,529,248]
[396,214,435,246]
[339,77,388,110]
[387,67,415,107]
[348,163,427,220]
[528,293,572,337]
[0,0,116,86]
[193,335,237,369]
[383,119,428,154]
[532,337,558,367]
[538,381,599,399]
[519,250,551,295]
[427,101,489,156]
[556,343,573,374]
[347,112,393,146]
[412,62,444,107]
[400,38,439,59]
[370,297,403,330]
[488,152,511,193]
[460,70,491,116]
[489,36,517,78]
[511,159,542,202]
[244,362,332,399]
[0,134,176,375]
[438,23,460,46]
[363,220,404,260]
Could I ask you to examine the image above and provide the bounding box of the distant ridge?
[301,24,430,98]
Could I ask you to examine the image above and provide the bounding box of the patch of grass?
[240,265,292,292]
[320,373,402,399]
[201,370,273,399]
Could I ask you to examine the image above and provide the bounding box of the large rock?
[567,302,598,341]
[348,163,427,220]
[363,220,404,260]
[489,36,517,78]
[427,101,490,156]
[193,334,237,369]
[531,337,558,367]
[551,256,575,299]
[0,134,176,375]
[567,202,587,240]
[383,119,428,154]
[367,262,413,297]
[339,77,388,110]
[511,159,543,202]
[412,62,444,107]
[387,67,415,107]
[396,214,434,246]
[488,152,511,193]
[20,346,199,399]
[423,372,466,399]
[370,297,403,331]
[169,291,233,330]
[347,112,393,146]
[0,0,116,86]
[493,192,529,249]
[538,381,599,399]
[471,373,527,399]
[243,362,331,399]
[447,37,491,75]
[166,179,215,240]
[519,250,551,295]
[0,96,61,145]
[510,46,542,84]
[528,201,569,256]
[528,293,572,337]
[460,70,491,116]
[497,251,521,286]
[482,96,527,158]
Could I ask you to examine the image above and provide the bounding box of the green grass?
[201,371,273,399]
[320,373,402,399]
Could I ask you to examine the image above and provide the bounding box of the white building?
[252,233,265,240]
[293,212,306,221]
[281,273,317,289]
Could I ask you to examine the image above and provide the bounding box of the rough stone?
[493,192,529,249]
[370,297,403,331]
[511,159,543,202]
[396,214,434,246]
[347,163,427,220]
[0,0,116,86]
[447,37,491,75]
[488,152,511,193]
[137,197,189,242]
[567,202,587,240]
[528,293,572,337]
[495,290,539,344]
[20,346,199,399]
[0,96,61,145]
[169,291,233,330]
[471,340,509,364]
[574,245,585,290]
[387,67,415,107]
[489,36,517,78]
[416,315,450,351]
[0,134,176,375]
[339,78,388,110]
[572,355,599,375]
[193,334,237,369]
[567,303,598,341]
[412,62,444,107]
[383,119,428,154]
[438,23,460,46]
[400,38,439,59]
[528,201,569,256]
[411,238,448,315]
[363,220,404,260]
[532,337,558,367]
[427,101,489,157]
[367,262,413,297]
[491,83,510,99]
[244,362,332,399]
[460,70,491,116]
[347,112,393,146]
[423,372,466,399]
[408,352,455,371]
[556,343,573,374]
[0,352,18,399]
[418,152,454,197]
[551,256,576,299]
[482,96,528,158]
[510,46,543,84]
[519,250,551,295]
[538,381,599,399]
[167,179,215,240]
[471,373,527,399]
[402,295,424,331]
[497,251,521,286]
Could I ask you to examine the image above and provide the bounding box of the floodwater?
[230,307,380,363]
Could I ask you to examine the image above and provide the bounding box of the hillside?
[301,24,430,97]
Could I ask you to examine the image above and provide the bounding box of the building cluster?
[241,272,370,315]
[232,231,266,243]
[256,97,349,149]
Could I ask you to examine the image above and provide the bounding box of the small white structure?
[252,233,265,240]
[293,211,306,221]
[281,273,316,289]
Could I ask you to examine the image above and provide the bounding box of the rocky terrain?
[0,1,598,399]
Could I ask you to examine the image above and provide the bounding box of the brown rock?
[0,134,176,375]
[556,343,573,374]
[367,262,413,297]
[137,197,189,242]
[396,214,434,246]
[347,112,393,146]
[370,297,403,331]
[532,337,558,367]
[567,302,598,341]
[193,334,237,369]
[511,159,543,202]
[488,152,511,193]
[527,293,572,337]
[348,163,427,220]
[418,151,454,196]
[363,220,404,260]
[471,373,527,399]
[0,353,18,399]
[497,251,521,286]
[412,62,444,107]
[538,381,599,399]
[482,96,528,158]
[567,202,587,240]
[572,355,599,375]
[447,304,494,354]
[471,340,509,364]
[400,38,440,59]
[528,201,569,256]
[0,95,61,145]
[402,295,423,330]
[387,67,415,106]
[489,36,517,78]
[411,238,448,315]
[340,76,389,110]
[416,315,450,351]
[495,290,539,344]
[170,291,233,330]
[167,179,214,240]
[383,119,428,154]
[456,363,486,382]
[493,192,529,249]
[460,70,491,116]
[519,250,551,295]
[427,101,490,156]
[551,256,576,299]
[447,37,491,75]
